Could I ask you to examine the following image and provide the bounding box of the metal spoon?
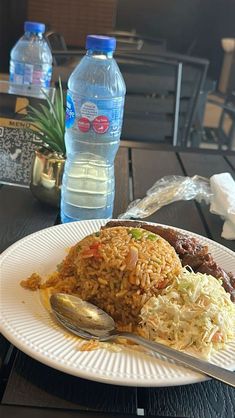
[50,293,235,388]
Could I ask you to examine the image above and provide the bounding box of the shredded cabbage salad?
[140,268,235,358]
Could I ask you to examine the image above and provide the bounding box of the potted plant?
[26,79,66,208]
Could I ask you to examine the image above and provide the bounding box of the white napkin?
[210,173,235,240]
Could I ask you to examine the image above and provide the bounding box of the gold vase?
[30,148,65,208]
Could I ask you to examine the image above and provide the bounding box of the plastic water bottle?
[9,21,52,97]
[61,35,126,222]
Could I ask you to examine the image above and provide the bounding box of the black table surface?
[0,142,235,418]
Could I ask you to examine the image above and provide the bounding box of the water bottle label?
[9,62,24,84]
[66,92,124,137]
[10,61,52,87]
[92,115,109,134]
[66,93,76,128]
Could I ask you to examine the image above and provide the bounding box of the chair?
[115,51,209,146]
[192,68,235,150]
[114,54,182,145]
[45,31,68,65]
[197,45,235,150]
[200,92,235,150]
[45,31,83,67]
[105,30,167,54]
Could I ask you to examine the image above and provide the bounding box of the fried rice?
[21,226,182,327]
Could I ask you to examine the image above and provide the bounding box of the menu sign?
[0,91,43,187]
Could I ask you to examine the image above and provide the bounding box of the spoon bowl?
[50,293,235,388]
[50,293,116,339]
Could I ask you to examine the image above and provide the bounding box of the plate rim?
[0,219,234,387]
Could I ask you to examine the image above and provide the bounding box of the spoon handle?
[118,332,235,388]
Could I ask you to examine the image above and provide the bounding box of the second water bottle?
[9,21,53,97]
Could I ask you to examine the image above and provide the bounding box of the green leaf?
[41,88,64,132]
[25,78,66,155]
[27,129,62,153]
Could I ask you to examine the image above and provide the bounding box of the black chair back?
[106,30,167,54]
[115,54,182,145]
[115,51,209,146]
[216,93,235,150]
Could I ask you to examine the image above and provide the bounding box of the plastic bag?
[118,175,212,220]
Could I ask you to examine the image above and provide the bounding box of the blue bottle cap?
[86,35,116,52]
[24,21,46,34]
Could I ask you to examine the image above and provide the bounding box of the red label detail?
[92,115,109,134]
[78,117,90,132]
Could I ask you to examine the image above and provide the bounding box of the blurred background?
[1,0,235,149]
[2,0,235,79]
